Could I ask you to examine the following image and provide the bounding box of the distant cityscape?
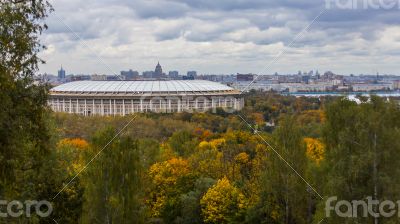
[37,62,400,93]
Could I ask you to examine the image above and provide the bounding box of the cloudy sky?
[39,0,400,75]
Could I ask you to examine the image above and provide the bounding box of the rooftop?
[50,80,236,95]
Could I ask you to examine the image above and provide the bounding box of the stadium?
[48,80,244,116]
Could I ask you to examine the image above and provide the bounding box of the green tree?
[249,116,309,224]
[50,138,87,223]
[168,130,197,157]
[179,177,216,224]
[81,128,145,224]
[0,0,51,188]
[0,1,56,223]
[314,97,400,223]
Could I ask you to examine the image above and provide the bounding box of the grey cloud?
[40,0,400,75]
[167,0,321,11]
[111,0,189,19]
[49,0,400,48]
[154,24,185,41]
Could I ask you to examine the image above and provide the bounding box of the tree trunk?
[373,133,378,224]
[105,168,111,224]
[307,187,312,224]
[286,177,289,224]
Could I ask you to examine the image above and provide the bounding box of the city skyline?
[50,63,393,77]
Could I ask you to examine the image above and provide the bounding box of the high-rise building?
[183,75,195,80]
[106,76,121,81]
[187,71,197,78]
[121,69,139,80]
[71,74,91,81]
[143,71,155,79]
[91,74,107,81]
[168,71,179,79]
[154,62,163,78]
[58,65,66,80]
[237,73,254,82]
[301,75,310,84]
[315,70,321,79]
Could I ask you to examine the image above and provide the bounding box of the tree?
[147,157,196,222]
[250,116,309,224]
[0,1,55,223]
[81,128,145,224]
[200,177,247,224]
[314,97,400,223]
[179,177,216,224]
[50,138,88,223]
[168,131,197,157]
[304,138,325,165]
[0,0,51,184]
[189,139,226,180]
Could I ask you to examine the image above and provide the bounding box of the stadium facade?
[48,80,244,116]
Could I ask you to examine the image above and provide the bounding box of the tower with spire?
[154,62,163,78]
[58,65,66,80]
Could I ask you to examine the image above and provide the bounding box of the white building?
[234,82,332,93]
[91,75,107,81]
[48,80,244,116]
[352,83,393,92]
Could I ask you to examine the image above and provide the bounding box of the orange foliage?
[57,138,89,175]
[251,113,265,125]
[193,127,213,141]
[58,138,89,150]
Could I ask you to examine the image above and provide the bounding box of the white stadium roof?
[50,80,236,94]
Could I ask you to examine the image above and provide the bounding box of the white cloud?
[39,0,400,75]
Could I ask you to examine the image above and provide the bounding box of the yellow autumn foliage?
[197,151,224,179]
[193,139,227,179]
[198,138,226,150]
[209,138,226,149]
[200,177,247,224]
[149,157,190,187]
[57,138,89,174]
[304,137,325,164]
[235,152,249,164]
[199,141,212,150]
[148,157,191,217]
[298,110,326,125]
